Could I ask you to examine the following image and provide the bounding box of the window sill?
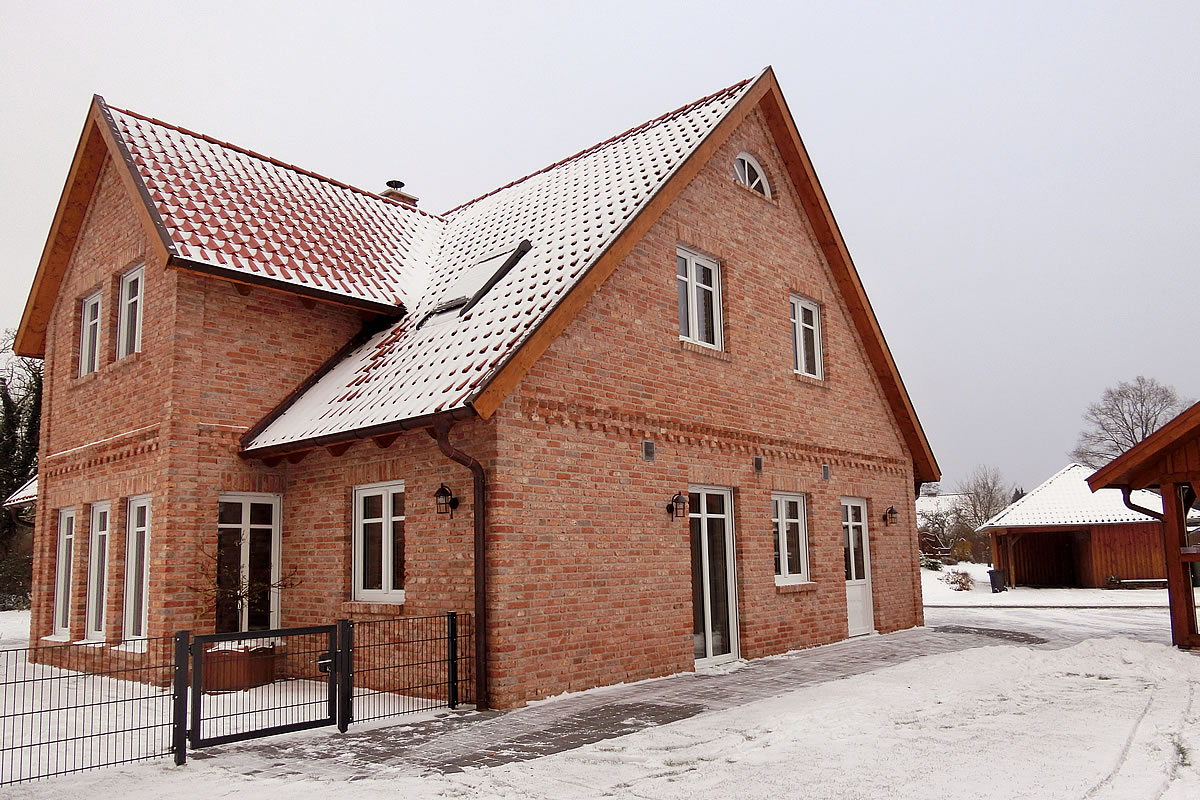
[774,579,817,594]
[41,634,70,643]
[75,638,107,647]
[793,371,829,389]
[113,639,148,653]
[342,601,405,616]
[679,339,731,361]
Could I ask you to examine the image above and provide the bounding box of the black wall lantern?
[882,505,898,526]
[667,491,688,519]
[435,483,460,518]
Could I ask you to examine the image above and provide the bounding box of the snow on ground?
[8,636,1200,800]
[0,609,30,646]
[922,562,1169,607]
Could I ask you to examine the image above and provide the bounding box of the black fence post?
[447,611,459,709]
[336,619,353,733]
[172,631,190,766]
[188,639,203,749]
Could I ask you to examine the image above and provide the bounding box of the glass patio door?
[216,494,281,633]
[690,487,738,664]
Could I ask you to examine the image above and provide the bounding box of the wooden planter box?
[202,645,277,693]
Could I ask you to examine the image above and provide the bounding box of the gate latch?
[317,651,334,674]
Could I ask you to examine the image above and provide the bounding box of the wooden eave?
[14,96,171,358]
[1088,401,1200,491]
[468,67,940,483]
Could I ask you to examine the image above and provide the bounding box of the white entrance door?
[690,487,739,665]
[842,497,874,636]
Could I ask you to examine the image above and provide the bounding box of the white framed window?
[734,152,770,198]
[79,291,101,376]
[123,495,151,639]
[85,503,111,641]
[772,493,810,585]
[54,508,76,637]
[790,296,823,379]
[116,265,144,358]
[676,248,723,349]
[216,494,281,633]
[353,481,406,603]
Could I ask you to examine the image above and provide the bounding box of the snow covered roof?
[915,493,968,520]
[3,475,37,508]
[977,464,1166,531]
[106,106,442,312]
[241,76,756,453]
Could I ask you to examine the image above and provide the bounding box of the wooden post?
[1161,482,1197,647]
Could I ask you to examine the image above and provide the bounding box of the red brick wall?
[31,153,367,642]
[273,420,491,627]
[483,108,923,706]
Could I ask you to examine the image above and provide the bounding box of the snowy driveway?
[8,604,1198,799]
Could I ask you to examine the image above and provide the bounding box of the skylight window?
[433,240,532,316]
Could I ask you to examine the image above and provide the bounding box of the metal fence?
[0,612,473,786]
[0,635,179,785]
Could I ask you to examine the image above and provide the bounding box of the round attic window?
[733,153,770,198]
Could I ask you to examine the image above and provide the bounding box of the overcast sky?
[1,1,1196,490]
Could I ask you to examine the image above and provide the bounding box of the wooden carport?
[1088,402,1200,648]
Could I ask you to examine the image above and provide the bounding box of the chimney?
[381,179,419,208]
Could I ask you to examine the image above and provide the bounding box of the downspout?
[429,420,488,710]
[1121,487,1164,521]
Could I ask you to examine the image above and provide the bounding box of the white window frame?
[352,480,406,603]
[85,502,111,641]
[676,248,723,350]
[734,152,771,198]
[790,295,823,379]
[216,493,282,632]
[123,495,151,640]
[116,265,144,358]
[54,508,76,637]
[79,291,101,376]
[772,493,810,585]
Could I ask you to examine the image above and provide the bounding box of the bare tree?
[1070,376,1190,469]
[954,465,1013,561]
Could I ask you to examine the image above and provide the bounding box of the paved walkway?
[204,619,1051,781]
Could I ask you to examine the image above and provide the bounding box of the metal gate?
[189,624,341,748]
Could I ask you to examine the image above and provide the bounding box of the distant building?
[978,464,1168,588]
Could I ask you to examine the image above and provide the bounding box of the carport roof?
[978,464,1165,532]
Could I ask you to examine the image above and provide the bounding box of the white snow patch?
[7,637,1200,799]
[922,563,1169,607]
[0,609,30,645]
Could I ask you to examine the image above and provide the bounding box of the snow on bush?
[941,569,974,591]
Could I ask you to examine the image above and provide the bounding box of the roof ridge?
[107,103,448,224]
[441,75,755,216]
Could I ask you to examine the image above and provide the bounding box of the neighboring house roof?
[3,475,37,508]
[915,493,968,522]
[1088,401,1200,492]
[978,464,1166,532]
[14,67,941,482]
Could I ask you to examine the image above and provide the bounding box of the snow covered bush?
[941,569,974,591]
[920,553,943,571]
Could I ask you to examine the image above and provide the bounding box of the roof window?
[734,153,770,198]
[431,240,532,316]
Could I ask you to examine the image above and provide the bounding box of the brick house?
[15,68,938,709]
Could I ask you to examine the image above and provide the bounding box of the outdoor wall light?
[667,492,689,519]
[435,483,460,518]
[882,506,899,526]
